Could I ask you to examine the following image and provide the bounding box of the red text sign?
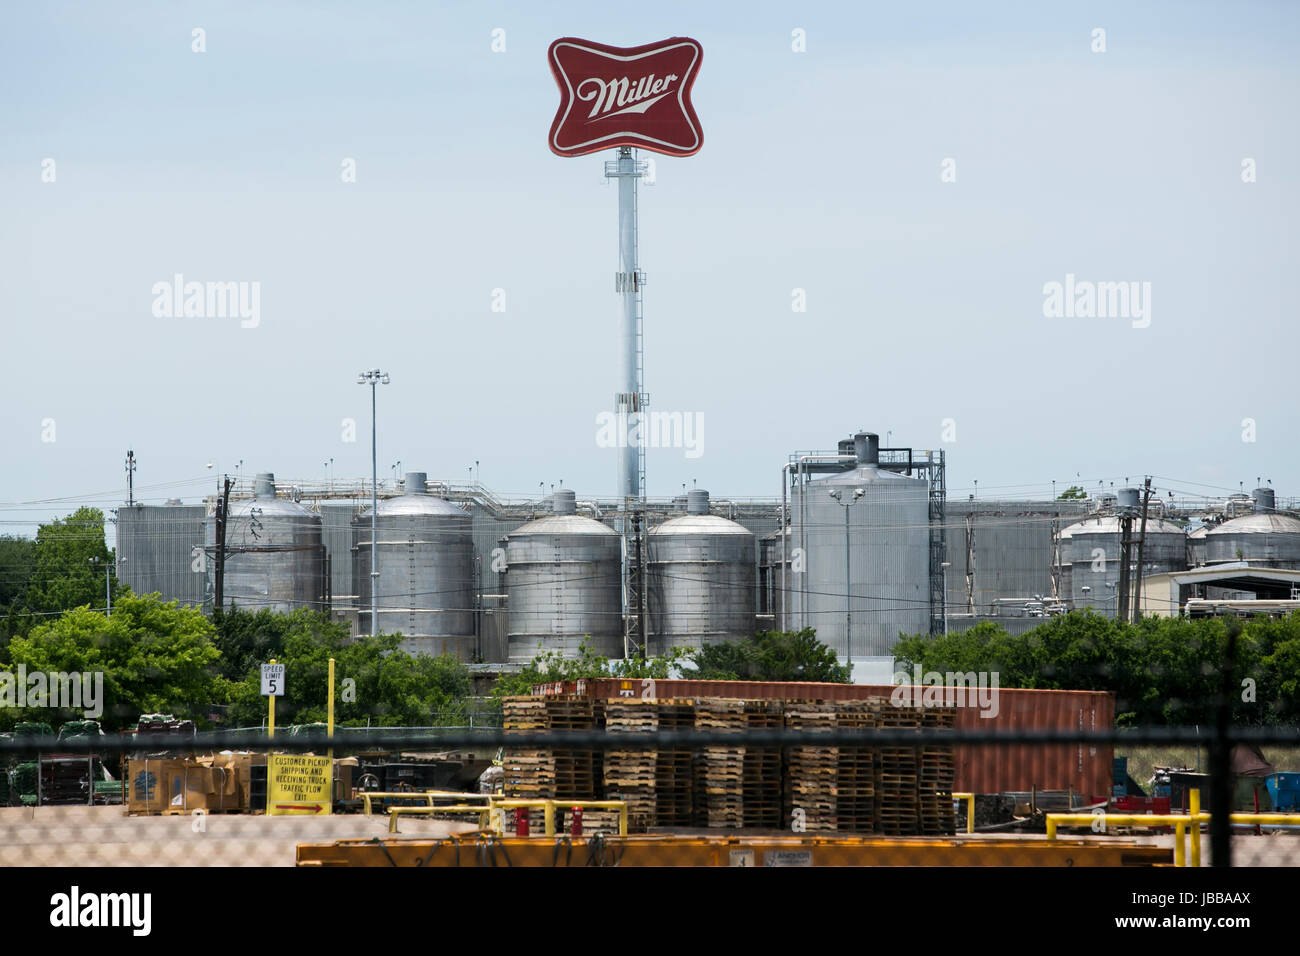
[548,37,703,158]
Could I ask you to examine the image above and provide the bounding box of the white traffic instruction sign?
[261,663,285,697]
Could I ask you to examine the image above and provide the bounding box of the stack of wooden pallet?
[919,705,957,835]
[693,698,746,829]
[502,696,554,830]
[742,699,784,829]
[546,695,598,801]
[876,703,921,836]
[654,699,696,828]
[602,699,658,832]
[833,699,879,833]
[784,701,838,831]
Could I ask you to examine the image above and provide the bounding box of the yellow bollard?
[327,657,335,761]
[268,658,276,740]
[1189,789,1201,868]
[1173,821,1185,868]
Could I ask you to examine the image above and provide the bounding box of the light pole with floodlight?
[357,368,390,638]
[827,487,865,673]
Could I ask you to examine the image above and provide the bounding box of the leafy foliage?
[5,593,222,731]
[1057,486,1088,500]
[690,629,851,683]
[893,611,1300,726]
[222,610,472,727]
[492,637,689,698]
[0,536,36,611]
[23,507,124,616]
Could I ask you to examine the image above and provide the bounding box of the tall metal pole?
[358,369,389,638]
[370,379,378,638]
[844,505,851,669]
[606,147,648,659]
[608,146,644,503]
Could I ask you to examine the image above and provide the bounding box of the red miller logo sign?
[547,37,703,158]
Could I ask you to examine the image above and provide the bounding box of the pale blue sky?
[2,1,1296,533]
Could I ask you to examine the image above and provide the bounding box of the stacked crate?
[833,699,879,833]
[876,703,921,835]
[654,699,696,828]
[693,698,746,829]
[918,705,957,836]
[502,696,554,830]
[742,699,784,829]
[784,701,838,831]
[547,695,598,802]
[602,699,658,832]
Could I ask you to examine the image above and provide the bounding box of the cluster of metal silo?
[646,489,756,655]
[786,433,930,660]
[504,490,623,662]
[207,473,326,614]
[1059,500,1186,614]
[352,472,477,660]
[1205,487,1300,568]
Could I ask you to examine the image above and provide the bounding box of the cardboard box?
[127,758,185,814]
[128,758,232,813]
[212,752,266,810]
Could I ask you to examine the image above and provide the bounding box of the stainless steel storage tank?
[353,472,476,659]
[646,489,756,655]
[208,473,326,614]
[788,432,930,660]
[504,490,623,662]
[1062,513,1186,614]
[1205,489,1300,568]
[118,500,208,607]
[1187,524,1209,567]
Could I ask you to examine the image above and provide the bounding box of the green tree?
[1057,486,1088,500]
[691,629,851,683]
[893,610,1299,727]
[5,593,223,731]
[0,535,36,611]
[211,607,296,682]
[24,507,125,616]
[223,610,472,727]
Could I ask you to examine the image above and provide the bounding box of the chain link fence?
[2,720,1296,869]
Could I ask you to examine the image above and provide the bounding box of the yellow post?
[268,658,276,740]
[1189,789,1201,868]
[1173,821,1186,868]
[327,657,335,761]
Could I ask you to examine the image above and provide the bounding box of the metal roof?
[1206,512,1300,535]
[1059,514,1184,537]
[650,514,752,536]
[507,513,617,536]
[356,494,468,519]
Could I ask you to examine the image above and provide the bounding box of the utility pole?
[124,450,136,506]
[1117,509,1134,623]
[214,476,231,614]
[1132,477,1152,624]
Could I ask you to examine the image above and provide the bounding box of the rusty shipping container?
[532,679,1114,798]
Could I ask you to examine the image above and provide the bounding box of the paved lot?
[0,806,479,866]
[0,806,1293,866]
